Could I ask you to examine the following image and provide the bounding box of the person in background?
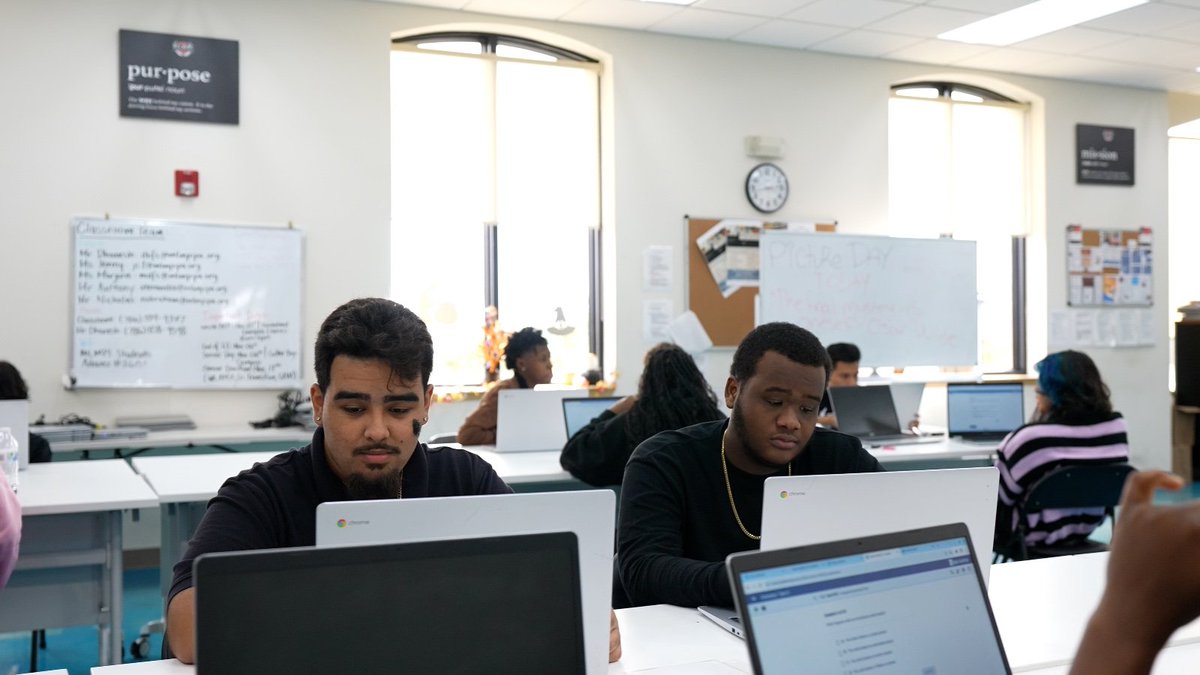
[0,361,51,463]
[561,343,725,487]
[993,349,1130,551]
[1070,470,1200,675]
[456,327,553,445]
[815,342,859,429]
[0,466,19,590]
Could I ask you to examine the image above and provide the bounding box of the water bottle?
[0,428,18,493]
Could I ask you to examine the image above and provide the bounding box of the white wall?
[0,0,1170,468]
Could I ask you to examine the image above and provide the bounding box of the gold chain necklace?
[721,432,790,541]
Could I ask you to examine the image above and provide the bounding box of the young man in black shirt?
[617,323,882,608]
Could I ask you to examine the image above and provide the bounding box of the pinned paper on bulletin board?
[1066,224,1152,306]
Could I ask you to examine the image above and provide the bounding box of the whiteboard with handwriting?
[759,231,977,367]
[71,218,304,388]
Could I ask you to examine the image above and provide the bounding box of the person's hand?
[610,395,637,415]
[609,609,622,662]
[1070,470,1200,674]
[817,413,837,429]
[907,414,921,432]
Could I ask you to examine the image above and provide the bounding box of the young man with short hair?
[817,342,860,428]
[616,323,882,609]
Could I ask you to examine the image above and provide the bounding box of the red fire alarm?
[175,170,199,197]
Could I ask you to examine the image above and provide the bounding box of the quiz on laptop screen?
[947,384,1025,435]
[738,536,1007,674]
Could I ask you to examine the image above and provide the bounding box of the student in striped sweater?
[994,350,1130,550]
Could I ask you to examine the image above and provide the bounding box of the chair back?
[1022,463,1134,512]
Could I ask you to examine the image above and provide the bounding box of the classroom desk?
[3,460,158,666]
[50,426,314,458]
[866,436,997,464]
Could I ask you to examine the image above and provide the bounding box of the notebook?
[760,467,999,584]
[563,396,620,439]
[194,533,585,675]
[947,382,1026,442]
[726,523,1011,675]
[828,385,935,446]
[495,388,588,452]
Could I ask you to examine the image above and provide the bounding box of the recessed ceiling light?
[939,0,1147,46]
[641,0,697,5]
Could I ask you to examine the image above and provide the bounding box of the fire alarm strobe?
[175,170,199,197]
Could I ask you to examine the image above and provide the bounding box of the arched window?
[889,81,1029,373]
[390,33,601,385]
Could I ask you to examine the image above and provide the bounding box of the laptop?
[316,490,615,674]
[496,388,588,452]
[194,533,585,675]
[563,396,620,439]
[0,400,30,469]
[727,523,1011,675]
[829,385,936,446]
[947,382,1026,442]
[888,382,925,430]
[761,467,999,584]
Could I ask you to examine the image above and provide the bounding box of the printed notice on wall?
[1065,224,1152,307]
[119,29,239,124]
[1076,124,1134,186]
[71,218,303,388]
[643,245,673,292]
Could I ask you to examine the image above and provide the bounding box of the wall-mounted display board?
[686,216,835,347]
[70,217,304,389]
[759,231,978,367]
[1066,225,1152,306]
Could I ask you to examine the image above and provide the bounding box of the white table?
[461,444,576,484]
[50,426,313,458]
[867,436,996,464]
[4,460,158,666]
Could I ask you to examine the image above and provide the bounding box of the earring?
[315,416,322,424]
[422,417,428,424]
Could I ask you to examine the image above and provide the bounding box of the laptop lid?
[947,383,1026,440]
[761,467,999,584]
[195,532,585,675]
[888,382,925,429]
[563,396,620,439]
[0,400,30,469]
[828,385,906,440]
[316,490,615,674]
[496,389,587,452]
[727,523,1011,675]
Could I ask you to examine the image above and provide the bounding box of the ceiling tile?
[1013,27,1131,55]
[886,38,994,65]
[955,46,1057,72]
[865,5,990,37]
[784,0,910,28]
[1082,2,1200,34]
[559,0,683,30]
[926,0,1028,11]
[380,0,472,8]
[1157,18,1200,44]
[1086,35,1200,70]
[809,29,924,57]
[1019,55,1178,88]
[463,0,586,19]
[648,8,769,40]
[731,19,846,49]
[695,0,816,18]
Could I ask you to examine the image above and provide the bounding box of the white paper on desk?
[643,245,673,293]
[1049,310,1071,349]
[1073,310,1097,346]
[643,299,674,344]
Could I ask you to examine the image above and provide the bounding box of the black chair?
[996,463,1134,562]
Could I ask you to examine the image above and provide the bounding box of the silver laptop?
[829,385,936,446]
[316,490,615,674]
[888,381,926,430]
[563,396,620,439]
[496,389,588,452]
[761,467,999,584]
[727,523,1011,674]
[0,400,30,469]
[698,604,744,638]
[947,382,1026,442]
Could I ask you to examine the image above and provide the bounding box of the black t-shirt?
[616,419,882,608]
[168,429,512,602]
[560,409,634,487]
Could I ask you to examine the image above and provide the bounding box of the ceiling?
[385,0,1200,94]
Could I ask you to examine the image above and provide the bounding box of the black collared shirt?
[168,429,512,602]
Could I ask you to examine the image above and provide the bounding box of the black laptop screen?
[195,532,583,675]
[829,385,903,438]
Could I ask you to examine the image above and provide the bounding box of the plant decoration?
[481,305,507,383]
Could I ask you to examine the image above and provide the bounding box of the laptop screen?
[828,385,903,438]
[947,383,1025,437]
[730,524,1010,675]
[562,396,620,439]
[195,533,585,675]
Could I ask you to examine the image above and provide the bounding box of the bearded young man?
[616,322,883,608]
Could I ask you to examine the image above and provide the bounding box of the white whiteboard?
[70,218,304,389]
[759,231,977,367]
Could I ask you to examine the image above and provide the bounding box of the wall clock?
[745,162,788,213]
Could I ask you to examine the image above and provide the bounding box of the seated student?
[0,361,52,463]
[1070,470,1200,675]
[456,327,553,445]
[0,466,19,591]
[815,342,859,429]
[164,298,514,663]
[994,350,1130,551]
[617,323,882,609]
[560,343,725,487]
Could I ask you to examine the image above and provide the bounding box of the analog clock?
[745,162,789,213]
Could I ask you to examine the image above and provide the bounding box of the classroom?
[2,0,1200,672]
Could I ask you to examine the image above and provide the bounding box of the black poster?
[119,29,239,124]
[1076,124,1134,186]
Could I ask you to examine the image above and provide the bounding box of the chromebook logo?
[779,491,789,499]
[337,519,347,528]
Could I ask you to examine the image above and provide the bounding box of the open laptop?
[496,388,588,452]
[194,533,584,675]
[947,382,1026,442]
[761,467,999,584]
[829,385,937,446]
[563,396,620,439]
[888,381,925,430]
[726,523,1011,675]
[0,400,30,469]
[316,490,615,674]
